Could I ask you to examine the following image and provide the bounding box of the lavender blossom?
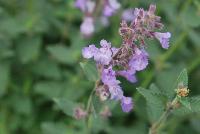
[75,0,87,12]
[122,9,136,22]
[82,44,97,59]
[121,96,133,113]
[82,40,113,65]
[81,4,171,113]
[117,69,137,83]
[101,67,123,100]
[103,0,121,17]
[94,40,113,65]
[154,32,171,49]
[74,107,88,120]
[129,48,149,71]
[80,17,95,37]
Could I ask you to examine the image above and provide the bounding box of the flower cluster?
[82,4,171,112]
[75,0,121,37]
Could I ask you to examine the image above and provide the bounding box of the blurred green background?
[0,0,200,134]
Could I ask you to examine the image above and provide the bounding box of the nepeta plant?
[75,0,121,37]
[82,4,171,113]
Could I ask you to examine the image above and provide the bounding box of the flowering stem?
[85,80,100,132]
[149,96,178,134]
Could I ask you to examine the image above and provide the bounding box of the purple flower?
[122,9,136,22]
[129,48,149,71]
[80,17,95,37]
[75,0,95,13]
[101,66,116,85]
[101,67,123,100]
[108,82,123,100]
[100,16,109,27]
[93,40,112,65]
[82,40,113,65]
[117,69,137,83]
[103,0,121,17]
[85,1,95,13]
[154,32,171,49]
[75,0,87,12]
[111,47,119,55]
[82,45,97,59]
[121,96,133,112]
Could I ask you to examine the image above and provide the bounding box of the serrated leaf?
[80,61,98,82]
[173,96,200,116]
[149,83,163,95]
[53,98,78,117]
[179,97,191,110]
[137,87,165,123]
[176,69,188,87]
[156,65,185,99]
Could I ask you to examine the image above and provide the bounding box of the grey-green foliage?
[137,69,191,124]
[80,61,99,82]
[53,98,78,117]
[137,85,166,123]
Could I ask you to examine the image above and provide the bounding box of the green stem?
[85,80,100,133]
[149,97,178,134]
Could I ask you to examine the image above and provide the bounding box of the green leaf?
[173,68,188,90]
[137,87,165,123]
[47,45,79,64]
[80,61,99,82]
[173,95,200,116]
[41,122,72,134]
[16,36,41,63]
[53,98,78,117]
[31,58,62,79]
[179,97,191,110]
[34,81,64,99]
[156,65,185,98]
[0,62,10,97]
[181,6,200,28]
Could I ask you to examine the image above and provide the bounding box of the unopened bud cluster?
[176,87,189,97]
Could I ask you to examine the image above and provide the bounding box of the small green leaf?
[173,68,188,89]
[179,97,191,110]
[53,98,78,117]
[80,61,99,82]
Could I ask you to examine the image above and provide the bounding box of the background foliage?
[0,0,200,134]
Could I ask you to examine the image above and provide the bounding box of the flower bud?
[176,87,189,97]
[100,106,112,118]
[73,107,88,120]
